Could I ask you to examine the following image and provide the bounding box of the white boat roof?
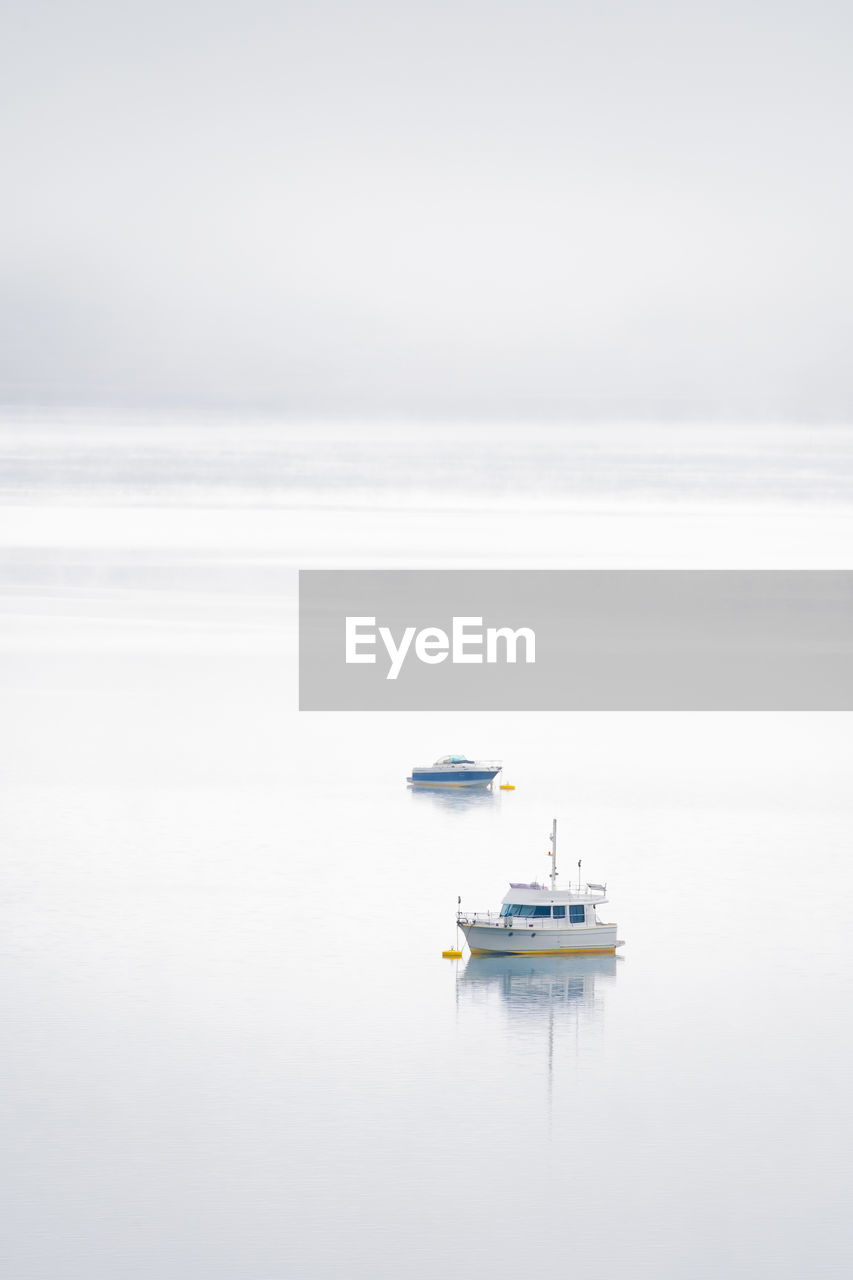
[501,883,607,905]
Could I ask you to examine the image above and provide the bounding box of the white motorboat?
[456,819,623,956]
[407,754,502,788]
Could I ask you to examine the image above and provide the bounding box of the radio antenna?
[549,819,558,891]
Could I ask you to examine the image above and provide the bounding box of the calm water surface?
[1,417,851,1278]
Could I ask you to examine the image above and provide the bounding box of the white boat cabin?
[498,881,608,927]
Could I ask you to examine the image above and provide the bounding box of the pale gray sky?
[3,0,852,417]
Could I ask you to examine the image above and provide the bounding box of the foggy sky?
[3,0,852,418]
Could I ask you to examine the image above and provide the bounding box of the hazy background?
[3,0,852,418]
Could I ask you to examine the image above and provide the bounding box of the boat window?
[500,904,551,917]
[501,903,586,920]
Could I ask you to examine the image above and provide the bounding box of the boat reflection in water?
[458,953,618,1017]
[456,954,620,1094]
[408,783,498,813]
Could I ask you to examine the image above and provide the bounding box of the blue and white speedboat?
[407,754,502,788]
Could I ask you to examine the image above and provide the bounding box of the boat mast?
[550,818,558,892]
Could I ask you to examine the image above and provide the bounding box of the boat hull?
[459,921,621,956]
[408,771,499,788]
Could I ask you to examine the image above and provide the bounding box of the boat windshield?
[434,754,472,764]
[499,903,588,921]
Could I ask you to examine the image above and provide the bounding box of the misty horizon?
[4,0,852,421]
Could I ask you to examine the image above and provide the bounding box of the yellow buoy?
[442,949,463,958]
[500,783,516,790]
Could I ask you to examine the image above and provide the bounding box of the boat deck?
[458,913,616,930]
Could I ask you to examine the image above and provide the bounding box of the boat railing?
[457,910,499,925]
[458,911,595,929]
